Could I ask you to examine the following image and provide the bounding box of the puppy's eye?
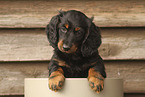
[61,27,67,33]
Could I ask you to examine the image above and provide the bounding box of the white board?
[25,78,123,97]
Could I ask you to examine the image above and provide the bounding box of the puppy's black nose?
[63,44,70,51]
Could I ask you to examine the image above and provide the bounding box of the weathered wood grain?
[0,27,144,61]
[0,62,48,95]
[0,0,145,28]
[0,61,144,95]
[0,29,53,61]
[100,27,145,60]
[106,61,145,93]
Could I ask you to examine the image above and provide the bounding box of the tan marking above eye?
[75,27,80,31]
[64,24,69,29]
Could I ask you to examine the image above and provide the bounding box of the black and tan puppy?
[46,10,106,93]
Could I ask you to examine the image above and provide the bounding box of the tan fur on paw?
[48,68,65,91]
[88,68,104,93]
[88,76,104,93]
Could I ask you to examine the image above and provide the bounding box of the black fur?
[46,10,106,78]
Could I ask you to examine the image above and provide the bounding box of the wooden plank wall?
[0,61,145,95]
[0,28,145,61]
[0,0,145,28]
[0,0,145,96]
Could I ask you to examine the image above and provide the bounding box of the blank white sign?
[25,78,123,97]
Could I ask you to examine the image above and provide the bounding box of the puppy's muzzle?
[58,40,77,53]
[63,44,71,51]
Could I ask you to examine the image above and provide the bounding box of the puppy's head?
[46,10,101,57]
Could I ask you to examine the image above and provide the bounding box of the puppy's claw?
[48,75,65,91]
[88,77,104,94]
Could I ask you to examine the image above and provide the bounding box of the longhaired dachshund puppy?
[46,10,106,93]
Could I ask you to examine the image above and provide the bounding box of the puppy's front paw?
[48,68,65,91]
[49,74,65,91]
[88,68,105,94]
[88,76,104,94]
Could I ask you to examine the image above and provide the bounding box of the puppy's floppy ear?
[81,22,102,57]
[46,11,64,48]
[46,15,60,48]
